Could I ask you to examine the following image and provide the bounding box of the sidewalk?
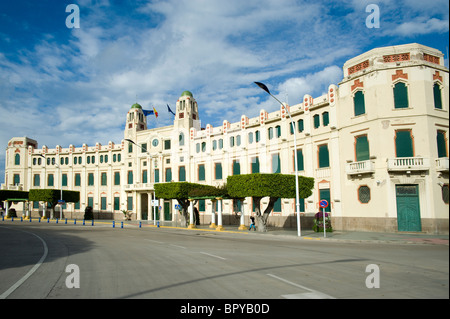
[128,220,449,245]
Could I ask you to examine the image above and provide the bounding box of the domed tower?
[124,103,147,140]
[174,91,200,130]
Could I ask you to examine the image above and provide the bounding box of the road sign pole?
[323,207,326,238]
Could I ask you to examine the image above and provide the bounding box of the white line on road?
[170,244,187,249]
[0,227,49,299]
[266,274,335,299]
[200,252,226,260]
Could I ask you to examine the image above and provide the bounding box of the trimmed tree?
[154,182,227,227]
[227,174,314,232]
[28,189,80,219]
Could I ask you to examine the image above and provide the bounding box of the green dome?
[131,103,142,109]
[181,91,193,97]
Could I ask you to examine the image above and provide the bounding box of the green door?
[164,201,171,221]
[396,185,421,232]
[319,188,331,213]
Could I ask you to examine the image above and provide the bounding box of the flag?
[143,109,154,116]
[143,107,158,118]
[167,104,176,116]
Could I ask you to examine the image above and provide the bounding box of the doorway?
[396,185,421,232]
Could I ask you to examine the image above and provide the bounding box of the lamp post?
[254,82,302,237]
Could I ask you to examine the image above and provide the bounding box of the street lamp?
[254,82,302,237]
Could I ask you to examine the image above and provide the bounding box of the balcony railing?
[387,157,430,171]
[345,160,375,175]
[1,184,23,191]
[436,157,449,172]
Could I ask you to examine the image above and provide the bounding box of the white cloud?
[385,18,449,37]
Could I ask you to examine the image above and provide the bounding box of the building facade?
[3,43,449,233]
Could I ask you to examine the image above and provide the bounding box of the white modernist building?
[3,43,449,233]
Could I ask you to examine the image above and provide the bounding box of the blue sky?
[0,0,449,184]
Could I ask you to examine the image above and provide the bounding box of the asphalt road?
[0,222,448,300]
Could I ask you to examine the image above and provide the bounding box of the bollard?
[113,221,115,228]
[83,219,85,226]
[121,221,123,229]
[39,217,41,223]
[91,219,94,226]
[21,217,23,222]
[139,221,142,228]
[30,217,32,222]
[11,217,14,222]
[74,219,76,225]
[56,218,59,224]
[157,221,160,228]
[47,218,50,223]
[2,216,4,221]
[65,218,68,224]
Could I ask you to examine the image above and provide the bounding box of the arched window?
[393,82,409,109]
[14,153,20,165]
[353,91,366,116]
[433,83,443,109]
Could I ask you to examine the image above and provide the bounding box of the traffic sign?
[319,199,329,208]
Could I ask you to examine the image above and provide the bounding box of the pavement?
[125,220,449,245]
[1,217,448,245]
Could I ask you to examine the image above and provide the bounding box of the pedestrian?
[249,216,256,231]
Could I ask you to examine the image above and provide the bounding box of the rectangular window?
[199,199,205,212]
[127,196,133,211]
[318,144,330,168]
[114,172,120,185]
[62,174,68,187]
[128,142,133,153]
[395,130,414,157]
[114,197,120,211]
[165,168,172,182]
[314,114,320,128]
[275,126,281,138]
[101,172,107,186]
[296,149,304,171]
[164,140,171,150]
[273,198,281,212]
[127,171,133,184]
[154,169,160,183]
[179,166,186,182]
[198,164,205,181]
[101,197,107,210]
[75,173,81,186]
[88,173,94,186]
[394,82,409,109]
[272,153,280,173]
[232,160,240,175]
[142,170,148,184]
[48,174,54,187]
[75,201,80,210]
[33,174,40,187]
[251,157,260,173]
[353,91,366,116]
[141,143,147,153]
[13,174,20,185]
[215,163,222,180]
[355,135,370,162]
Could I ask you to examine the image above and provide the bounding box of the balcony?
[387,157,430,172]
[436,157,449,172]
[1,184,23,191]
[346,160,375,176]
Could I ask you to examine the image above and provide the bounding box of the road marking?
[145,239,164,244]
[170,244,186,249]
[266,274,335,299]
[200,252,226,260]
[0,227,48,299]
